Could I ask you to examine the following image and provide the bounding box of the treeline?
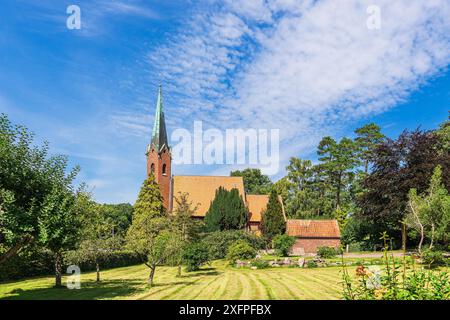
[0,114,135,283]
[232,114,450,250]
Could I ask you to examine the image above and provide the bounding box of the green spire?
[150,85,169,152]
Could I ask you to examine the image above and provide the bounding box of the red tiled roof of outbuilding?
[286,219,341,238]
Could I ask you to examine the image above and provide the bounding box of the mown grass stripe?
[282,273,338,300]
[254,273,275,300]
[187,274,222,300]
[263,271,299,300]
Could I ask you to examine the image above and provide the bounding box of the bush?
[272,234,295,256]
[306,260,317,268]
[250,259,269,269]
[183,242,209,272]
[422,249,447,268]
[226,240,257,263]
[0,246,54,282]
[317,246,338,259]
[0,247,141,282]
[201,230,265,260]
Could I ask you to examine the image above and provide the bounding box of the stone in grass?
[283,258,291,265]
[251,266,258,270]
[236,260,246,268]
[298,258,305,267]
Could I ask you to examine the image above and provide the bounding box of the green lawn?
[0,261,349,300]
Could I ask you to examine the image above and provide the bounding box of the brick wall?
[292,238,340,254]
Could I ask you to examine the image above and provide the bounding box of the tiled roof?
[286,219,341,238]
[246,195,269,222]
[247,194,286,223]
[172,176,246,217]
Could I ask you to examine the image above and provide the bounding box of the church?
[146,86,341,252]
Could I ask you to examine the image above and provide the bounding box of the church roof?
[172,175,246,217]
[247,194,286,223]
[150,85,169,152]
[286,219,341,238]
[246,195,268,222]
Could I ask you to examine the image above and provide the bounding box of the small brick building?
[286,220,341,255]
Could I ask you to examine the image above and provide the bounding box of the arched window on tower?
[151,163,155,174]
[162,164,167,175]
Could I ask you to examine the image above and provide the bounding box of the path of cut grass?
[0,261,349,300]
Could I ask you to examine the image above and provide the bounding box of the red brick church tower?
[147,85,171,209]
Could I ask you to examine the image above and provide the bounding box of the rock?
[298,258,305,267]
[251,266,257,270]
[283,258,291,265]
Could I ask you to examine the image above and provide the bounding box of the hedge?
[201,230,265,260]
[0,248,141,282]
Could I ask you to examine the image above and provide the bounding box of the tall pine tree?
[126,174,168,285]
[261,189,285,240]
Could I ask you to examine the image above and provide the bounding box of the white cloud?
[138,0,450,171]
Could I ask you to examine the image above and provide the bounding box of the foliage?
[0,114,80,265]
[436,112,450,154]
[354,123,386,174]
[230,168,272,194]
[317,246,338,259]
[272,234,295,256]
[171,192,202,242]
[306,260,318,268]
[0,245,54,282]
[357,129,449,246]
[201,230,265,260]
[342,233,450,300]
[204,187,248,232]
[250,259,269,269]
[406,166,450,254]
[261,189,285,240]
[421,249,447,268]
[99,203,133,237]
[183,242,209,272]
[317,136,360,209]
[226,240,257,263]
[67,192,122,282]
[126,174,169,285]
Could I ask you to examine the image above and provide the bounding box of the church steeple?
[150,85,169,152]
[147,85,172,210]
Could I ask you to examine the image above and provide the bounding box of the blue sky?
[1,0,449,204]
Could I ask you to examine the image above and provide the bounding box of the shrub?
[0,247,141,282]
[272,234,295,256]
[306,260,317,268]
[317,246,338,259]
[226,240,257,263]
[422,249,447,268]
[183,242,209,272]
[342,233,450,300]
[201,230,265,260]
[250,259,269,269]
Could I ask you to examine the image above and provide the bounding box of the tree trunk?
[364,160,369,175]
[418,225,425,256]
[148,265,156,286]
[430,224,435,250]
[401,222,406,252]
[96,261,100,282]
[55,252,63,287]
[177,265,182,277]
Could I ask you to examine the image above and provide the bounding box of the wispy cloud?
[116,0,450,169]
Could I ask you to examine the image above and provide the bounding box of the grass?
[0,260,349,300]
